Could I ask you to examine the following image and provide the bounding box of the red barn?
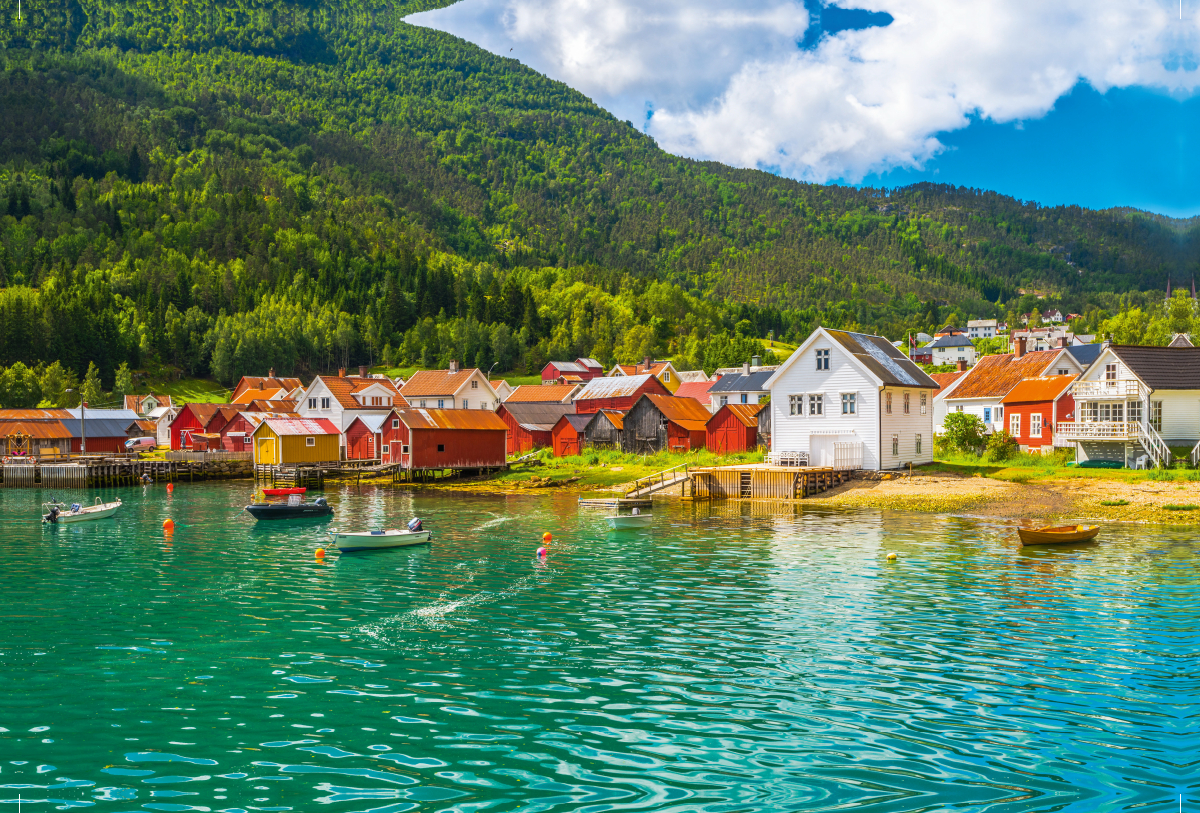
[706,403,763,453]
[573,373,670,414]
[497,402,575,455]
[552,413,594,457]
[623,394,709,453]
[61,416,133,454]
[168,403,239,450]
[345,414,387,460]
[1000,375,1076,452]
[379,409,507,470]
[221,411,286,452]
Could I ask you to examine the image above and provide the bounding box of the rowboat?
[606,513,652,529]
[262,487,306,496]
[246,496,333,520]
[43,498,121,524]
[329,528,432,552]
[1017,524,1100,546]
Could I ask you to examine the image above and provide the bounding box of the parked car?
[124,437,157,452]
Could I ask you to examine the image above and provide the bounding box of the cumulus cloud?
[408,0,1196,182]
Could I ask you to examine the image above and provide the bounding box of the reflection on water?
[0,482,1196,811]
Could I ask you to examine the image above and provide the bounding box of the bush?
[985,431,1018,462]
[1100,499,1129,506]
[942,412,986,453]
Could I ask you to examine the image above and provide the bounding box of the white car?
[124,436,157,452]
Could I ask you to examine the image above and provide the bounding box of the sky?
[407,0,1200,217]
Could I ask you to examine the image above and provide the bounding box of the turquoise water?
[0,482,1196,812]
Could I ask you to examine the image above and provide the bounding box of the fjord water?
[1,483,1196,812]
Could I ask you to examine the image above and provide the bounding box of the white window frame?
[471,380,478,389]
[1010,412,1020,436]
[1105,363,1117,381]
[841,393,856,415]
[891,433,899,456]
[320,397,330,410]
[915,434,922,455]
[789,395,803,416]
[809,394,823,416]
[885,391,892,414]
[740,394,748,404]
[903,392,910,415]
[920,392,927,415]
[382,444,390,454]
[720,395,728,407]
[401,444,410,455]
[438,399,445,409]
[664,371,671,382]
[462,399,468,409]
[308,397,317,409]
[392,419,399,428]
[306,437,315,447]
[815,348,830,371]
[1030,413,1042,438]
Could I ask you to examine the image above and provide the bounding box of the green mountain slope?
[0,0,1196,388]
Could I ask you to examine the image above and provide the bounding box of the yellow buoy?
[886,552,897,562]
[543,532,552,543]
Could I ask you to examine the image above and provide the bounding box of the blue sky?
[409,0,1197,216]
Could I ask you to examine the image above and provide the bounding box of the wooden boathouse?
[685,465,852,499]
[622,393,710,453]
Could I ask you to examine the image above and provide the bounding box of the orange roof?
[399,369,483,399]
[246,398,298,413]
[0,420,72,439]
[718,403,765,427]
[595,409,625,430]
[675,381,715,401]
[391,408,507,431]
[929,371,967,392]
[316,375,402,409]
[610,364,638,376]
[505,385,579,403]
[232,376,303,403]
[560,374,585,383]
[643,394,711,430]
[948,350,1062,400]
[1001,375,1076,404]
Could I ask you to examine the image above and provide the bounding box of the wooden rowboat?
[329,528,431,552]
[1017,524,1100,546]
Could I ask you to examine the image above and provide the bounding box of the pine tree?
[80,362,103,407]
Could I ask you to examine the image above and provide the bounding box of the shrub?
[942,412,987,453]
[1100,499,1129,506]
[985,431,1018,462]
[1163,504,1198,511]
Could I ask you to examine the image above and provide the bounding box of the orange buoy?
[315,548,325,557]
[542,532,552,543]
[166,483,174,493]
[162,518,175,531]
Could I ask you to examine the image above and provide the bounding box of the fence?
[833,441,864,471]
[1,464,37,487]
[40,464,88,488]
[166,451,253,462]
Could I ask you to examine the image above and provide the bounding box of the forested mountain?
[1,0,1198,390]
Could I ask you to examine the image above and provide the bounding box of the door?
[257,437,276,465]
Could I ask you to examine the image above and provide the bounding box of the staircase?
[625,463,692,499]
[1137,421,1171,468]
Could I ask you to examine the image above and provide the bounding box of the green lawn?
[488,447,765,491]
[147,378,231,404]
[928,450,1200,484]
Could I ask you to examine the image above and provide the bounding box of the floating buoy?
[536,547,547,558]
[166,483,174,493]
[315,548,325,558]
[162,518,175,531]
[542,532,552,543]
[886,552,897,562]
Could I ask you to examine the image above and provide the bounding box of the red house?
[706,403,763,453]
[552,413,594,457]
[496,402,575,455]
[541,358,603,384]
[1000,375,1076,452]
[379,409,507,470]
[573,373,670,414]
[345,414,387,460]
[168,403,239,450]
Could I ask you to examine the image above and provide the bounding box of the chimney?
[449,360,459,374]
[268,367,275,379]
[338,367,346,378]
[956,359,968,372]
[751,355,761,367]
[359,365,369,378]
[643,355,652,372]
[1059,336,1069,349]
[1014,337,1026,359]
[257,380,264,390]
[743,361,751,375]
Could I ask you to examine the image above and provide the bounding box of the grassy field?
[927,449,1200,484]
[133,378,231,404]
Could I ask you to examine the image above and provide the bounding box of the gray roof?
[575,374,658,400]
[500,402,575,431]
[60,418,133,438]
[826,330,940,388]
[1110,345,1200,390]
[560,413,594,431]
[925,334,975,348]
[352,413,388,433]
[1065,343,1104,368]
[548,361,587,373]
[67,407,140,421]
[709,371,774,393]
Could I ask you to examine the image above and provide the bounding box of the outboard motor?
[46,505,60,523]
[314,497,327,507]
[407,517,422,532]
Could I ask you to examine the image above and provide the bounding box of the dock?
[1,458,202,488]
[577,497,653,508]
[623,462,856,501]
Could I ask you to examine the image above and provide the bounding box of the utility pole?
[81,401,87,455]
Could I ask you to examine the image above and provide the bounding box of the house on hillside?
[541,358,603,384]
[607,357,682,393]
[504,384,580,405]
[926,334,977,366]
[251,417,341,466]
[707,403,763,453]
[231,370,304,405]
[496,402,575,455]
[398,362,500,411]
[936,342,1069,433]
[1001,376,1076,453]
[764,327,939,471]
[707,366,772,411]
[1055,345,1200,467]
[967,320,998,339]
[573,373,670,413]
[622,393,710,453]
[124,394,173,417]
[935,325,966,336]
[379,409,507,470]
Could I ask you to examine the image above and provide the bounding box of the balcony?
[1054,421,1139,442]
[1069,380,1144,400]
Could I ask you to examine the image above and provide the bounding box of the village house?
[167,403,240,450]
[1055,344,1200,468]
[297,369,406,451]
[551,413,593,457]
[584,409,624,449]
[764,327,939,471]
[621,393,711,453]
[230,370,304,405]
[0,409,74,458]
[503,384,580,405]
[220,411,270,453]
[496,402,575,455]
[398,362,500,411]
[935,342,1067,433]
[934,324,966,336]
[924,333,977,366]
[489,379,515,402]
[379,408,507,470]
[344,413,389,460]
[707,365,772,412]
[152,406,179,447]
[908,344,933,365]
[706,403,764,453]
[967,319,998,339]
[573,373,670,414]
[1000,376,1076,453]
[251,417,341,466]
[674,379,717,410]
[124,394,174,417]
[125,419,157,441]
[541,358,604,384]
[607,357,683,393]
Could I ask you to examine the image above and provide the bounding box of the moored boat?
[43,498,122,524]
[606,512,652,529]
[329,528,432,552]
[262,487,307,496]
[1017,524,1100,546]
[246,496,333,520]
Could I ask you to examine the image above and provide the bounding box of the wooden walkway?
[686,464,852,500]
[1,458,197,488]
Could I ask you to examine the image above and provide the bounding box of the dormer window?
[816,349,830,370]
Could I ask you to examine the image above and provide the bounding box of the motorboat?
[329,528,432,552]
[261,487,307,496]
[1017,524,1100,546]
[606,511,652,529]
[246,496,333,520]
[43,498,121,524]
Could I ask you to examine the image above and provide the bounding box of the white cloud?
[408,0,1196,182]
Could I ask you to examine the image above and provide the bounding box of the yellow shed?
[251,417,341,466]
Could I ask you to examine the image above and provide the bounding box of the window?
[891,434,899,456]
[915,434,922,455]
[308,397,317,409]
[885,392,892,414]
[1058,368,1070,376]
[1010,413,1020,436]
[306,437,315,447]
[471,380,479,389]
[664,371,671,382]
[720,396,729,407]
[740,394,748,404]
[462,399,468,409]
[320,397,330,410]
[983,407,992,424]
[1105,363,1117,381]
[1031,414,1042,437]
[956,405,964,412]
[480,402,488,410]
[437,444,445,452]
[841,393,856,415]
[810,394,823,415]
[392,419,399,429]
[401,444,410,455]
[816,348,830,370]
[382,444,390,454]
[437,399,445,409]
[1151,401,1163,432]
[420,400,426,408]
[789,395,803,416]
[1128,400,1142,424]
[903,392,910,415]
[997,406,1003,420]
[920,392,927,415]
[243,436,252,445]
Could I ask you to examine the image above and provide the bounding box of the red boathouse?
[379,409,507,470]
[706,403,763,453]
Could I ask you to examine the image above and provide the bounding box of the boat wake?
[472,514,513,532]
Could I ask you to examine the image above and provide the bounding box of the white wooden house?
[935,340,1078,432]
[296,371,405,452]
[398,362,501,411]
[764,327,939,471]
[1055,344,1200,467]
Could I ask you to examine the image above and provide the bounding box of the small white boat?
[606,513,652,529]
[43,498,121,524]
[329,528,431,552]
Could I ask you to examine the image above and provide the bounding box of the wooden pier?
[254,463,508,488]
[685,464,852,500]
[0,458,198,488]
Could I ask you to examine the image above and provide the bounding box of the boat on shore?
[43,498,121,524]
[1018,524,1100,546]
[246,496,333,521]
[329,528,431,552]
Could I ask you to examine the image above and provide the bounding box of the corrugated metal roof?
[577,358,603,370]
[547,360,587,373]
[1001,375,1076,404]
[504,384,579,403]
[576,373,658,400]
[827,330,940,388]
[949,350,1061,399]
[674,381,715,401]
[0,420,72,439]
[393,409,507,431]
[718,403,765,427]
[262,417,340,436]
[595,409,625,430]
[643,394,713,425]
[499,402,575,430]
[0,409,72,420]
[67,407,141,421]
[709,371,773,393]
[676,370,710,383]
[1109,345,1200,390]
[61,418,135,438]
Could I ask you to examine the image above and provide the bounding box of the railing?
[1054,421,1139,440]
[166,451,253,462]
[1191,438,1200,468]
[625,462,692,498]
[1137,421,1171,468]
[766,451,809,467]
[1070,380,1145,399]
[833,441,864,471]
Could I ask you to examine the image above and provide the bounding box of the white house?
[937,342,1068,432]
[764,327,939,471]
[1055,344,1200,467]
[296,371,405,444]
[707,365,772,411]
[967,319,998,339]
[398,362,501,411]
[924,333,977,366]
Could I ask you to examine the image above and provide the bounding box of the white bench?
[767,451,809,467]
